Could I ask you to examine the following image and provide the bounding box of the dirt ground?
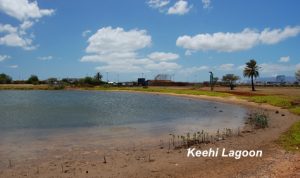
[0,93,299,178]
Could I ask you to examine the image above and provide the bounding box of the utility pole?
[106,72,108,82]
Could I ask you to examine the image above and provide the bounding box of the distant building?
[137,78,147,86]
[121,82,137,86]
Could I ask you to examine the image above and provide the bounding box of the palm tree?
[243,59,259,91]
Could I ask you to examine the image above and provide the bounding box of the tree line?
[1,60,300,91]
[0,72,105,86]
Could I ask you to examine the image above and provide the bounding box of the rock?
[275,110,279,114]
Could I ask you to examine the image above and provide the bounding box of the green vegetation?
[0,73,12,84]
[279,121,300,151]
[249,95,300,116]
[27,75,39,85]
[251,113,268,129]
[0,84,50,90]
[222,74,240,90]
[246,112,268,129]
[106,87,231,97]
[289,106,300,115]
[249,96,292,108]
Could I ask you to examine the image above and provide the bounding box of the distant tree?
[79,76,94,85]
[243,59,259,91]
[296,69,300,82]
[0,73,12,84]
[94,72,103,81]
[222,74,240,90]
[27,75,39,85]
[93,72,103,85]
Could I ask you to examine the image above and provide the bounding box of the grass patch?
[101,87,232,97]
[279,121,300,151]
[249,95,292,108]
[289,106,300,115]
[0,84,50,90]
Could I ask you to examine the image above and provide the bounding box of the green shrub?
[254,113,268,128]
[279,121,300,151]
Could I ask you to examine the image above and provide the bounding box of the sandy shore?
[0,91,299,178]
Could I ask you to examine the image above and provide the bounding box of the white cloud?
[0,23,17,33]
[148,52,179,61]
[0,0,54,21]
[0,54,10,61]
[184,50,193,56]
[218,63,235,71]
[147,0,170,9]
[82,30,91,37]
[202,0,211,9]
[96,64,143,73]
[176,26,300,53]
[81,26,181,73]
[279,56,290,63]
[86,27,151,54]
[178,66,209,75]
[259,26,300,44]
[145,61,181,71]
[8,65,18,68]
[259,63,297,75]
[37,56,53,61]
[167,0,192,15]
[296,64,300,70]
[0,0,54,50]
[0,33,35,50]
[237,65,246,70]
[20,20,34,31]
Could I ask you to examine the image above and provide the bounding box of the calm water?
[0,90,246,131]
[0,90,247,162]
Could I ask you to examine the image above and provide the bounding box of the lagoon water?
[0,90,246,131]
[0,90,247,162]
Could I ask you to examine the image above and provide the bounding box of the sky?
[0,0,300,82]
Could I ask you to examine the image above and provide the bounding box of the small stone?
[275,110,279,114]
[281,114,285,116]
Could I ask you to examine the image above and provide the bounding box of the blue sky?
[0,0,300,82]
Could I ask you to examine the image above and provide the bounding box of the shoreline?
[106,89,281,109]
[0,89,300,177]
